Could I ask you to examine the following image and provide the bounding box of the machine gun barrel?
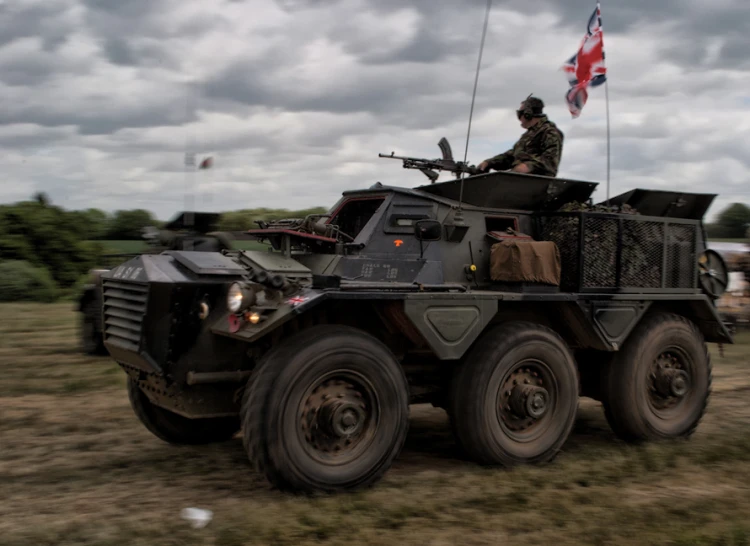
[378,142,480,183]
[378,152,416,161]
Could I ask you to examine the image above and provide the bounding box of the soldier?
[477,95,564,178]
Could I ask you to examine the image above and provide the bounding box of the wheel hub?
[300,378,372,459]
[499,364,552,433]
[509,385,550,419]
[321,401,366,438]
[655,368,690,398]
[650,353,691,409]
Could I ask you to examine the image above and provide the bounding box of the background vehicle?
[78,211,232,355]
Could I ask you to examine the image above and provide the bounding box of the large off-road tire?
[81,299,107,355]
[449,322,579,466]
[127,378,240,444]
[242,325,410,494]
[601,313,711,442]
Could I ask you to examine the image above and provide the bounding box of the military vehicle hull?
[99,172,733,493]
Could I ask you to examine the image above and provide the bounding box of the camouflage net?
[540,202,664,290]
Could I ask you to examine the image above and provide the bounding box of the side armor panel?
[403,297,498,359]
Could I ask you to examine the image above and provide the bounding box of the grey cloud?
[0,0,748,221]
[271,0,343,12]
[327,6,478,66]
[0,2,73,47]
[0,36,92,87]
[82,0,159,18]
[0,98,191,136]
[103,37,137,66]
[0,125,77,148]
[719,34,750,67]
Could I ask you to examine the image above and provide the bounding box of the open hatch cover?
[415,171,598,211]
[600,189,717,220]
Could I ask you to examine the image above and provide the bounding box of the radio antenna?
[458,0,493,212]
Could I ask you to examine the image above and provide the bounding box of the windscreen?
[327,197,385,240]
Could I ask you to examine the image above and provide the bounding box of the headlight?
[227,283,244,313]
[227,282,257,313]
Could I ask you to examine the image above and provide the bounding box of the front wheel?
[242,325,410,494]
[601,313,711,442]
[450,322,579,466]
[127,378,240,444]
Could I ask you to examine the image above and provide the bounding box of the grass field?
[2,304,750,545]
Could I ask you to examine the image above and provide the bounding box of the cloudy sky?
[2,0,749,221]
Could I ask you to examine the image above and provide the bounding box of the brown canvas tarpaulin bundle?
[490,240,561,286]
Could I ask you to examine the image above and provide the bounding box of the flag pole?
[599,0,611,205]
[605,78,611,205]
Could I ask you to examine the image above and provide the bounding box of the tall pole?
[458,0,493,211]
[605,78,611,204]
[598,0,611,205]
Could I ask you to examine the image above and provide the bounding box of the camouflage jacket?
[485,116,564,177]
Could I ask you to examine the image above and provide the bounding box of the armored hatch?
[415,171,599,211]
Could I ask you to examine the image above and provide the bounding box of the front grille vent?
[102,279,148,351]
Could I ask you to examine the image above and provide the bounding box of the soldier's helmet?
[517,95,545,119]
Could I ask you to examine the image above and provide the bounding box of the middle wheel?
[450,322,579,466]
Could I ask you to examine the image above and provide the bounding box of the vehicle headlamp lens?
[227,283,244,313]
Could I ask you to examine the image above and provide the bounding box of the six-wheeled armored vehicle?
[99,168,732,494]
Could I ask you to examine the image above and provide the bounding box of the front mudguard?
[210,289,329,342]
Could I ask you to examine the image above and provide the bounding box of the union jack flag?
[562,3,607,118]
[287,296,308,306]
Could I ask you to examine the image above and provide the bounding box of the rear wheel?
[602,313,711,442]
[127,378,240,444]
[81,299,106,355]
[242,325,410,493]
[450,322,579,466]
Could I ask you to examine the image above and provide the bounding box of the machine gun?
[379,137,482,183]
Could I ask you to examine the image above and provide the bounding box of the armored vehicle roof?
[344,171,717,220]
[343,172,598,212]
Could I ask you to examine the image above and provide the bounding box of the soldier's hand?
[512,163,531,174]
[478,161,489,172]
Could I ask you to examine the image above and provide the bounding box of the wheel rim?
[495,359,557,442]
[297,370,379,466]
[646,347,694,419]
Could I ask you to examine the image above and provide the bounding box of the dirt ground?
[2,303,750,546]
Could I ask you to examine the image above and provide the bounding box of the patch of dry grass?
[2,304,750,545]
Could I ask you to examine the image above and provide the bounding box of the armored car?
[100,170,731,493]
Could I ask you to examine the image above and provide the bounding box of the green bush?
[0,201,105,288]
[0,260,59,302]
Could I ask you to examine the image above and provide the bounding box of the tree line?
[0,193,326,302]
[704,203,750,239]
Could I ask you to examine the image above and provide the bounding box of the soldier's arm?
[484,149,515,171]
[521,129,562,176]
